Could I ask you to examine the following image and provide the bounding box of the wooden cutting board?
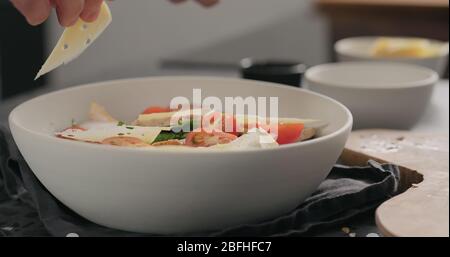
[340,129,449,237]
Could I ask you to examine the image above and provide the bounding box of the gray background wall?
[46,0,329,88]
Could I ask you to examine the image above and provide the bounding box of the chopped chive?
[118,133,125,136]
[117,121,125,126]
[126,126,134,130]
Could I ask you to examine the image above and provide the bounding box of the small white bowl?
[305,62,439,130]
[9,76,352,234]
[335,37,449,77]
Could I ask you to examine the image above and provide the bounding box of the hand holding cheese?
[35,1,112,79]
[12,0,219,27]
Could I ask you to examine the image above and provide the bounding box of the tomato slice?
[142,106,172,114]
[185,131,238,147]
[275,123,304,145]
[239,120,304,145]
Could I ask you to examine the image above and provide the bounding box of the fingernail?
[27,18,41,26]
[81,11,99,22]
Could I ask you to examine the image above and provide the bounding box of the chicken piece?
[299,127,316,141]
[152,140,185,147]
[136,109,202,127]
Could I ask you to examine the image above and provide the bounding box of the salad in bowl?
[9,77,352,234]
[57,102,327,150]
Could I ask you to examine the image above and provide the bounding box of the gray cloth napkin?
[0,126,400,237]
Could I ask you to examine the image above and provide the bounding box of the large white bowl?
[9,77,352,234]
[335,37,449,77]
[305,62,438,130]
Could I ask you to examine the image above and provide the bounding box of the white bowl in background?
[335,37,449,77]
[305,62,438,130]
[9,77,352,234]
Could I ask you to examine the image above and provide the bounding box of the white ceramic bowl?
[305,62,438,130]
[9,77,352,234]
[335,37,449,77]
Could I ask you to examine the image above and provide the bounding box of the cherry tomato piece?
[142,106,172,114]
[276,123,304,145]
